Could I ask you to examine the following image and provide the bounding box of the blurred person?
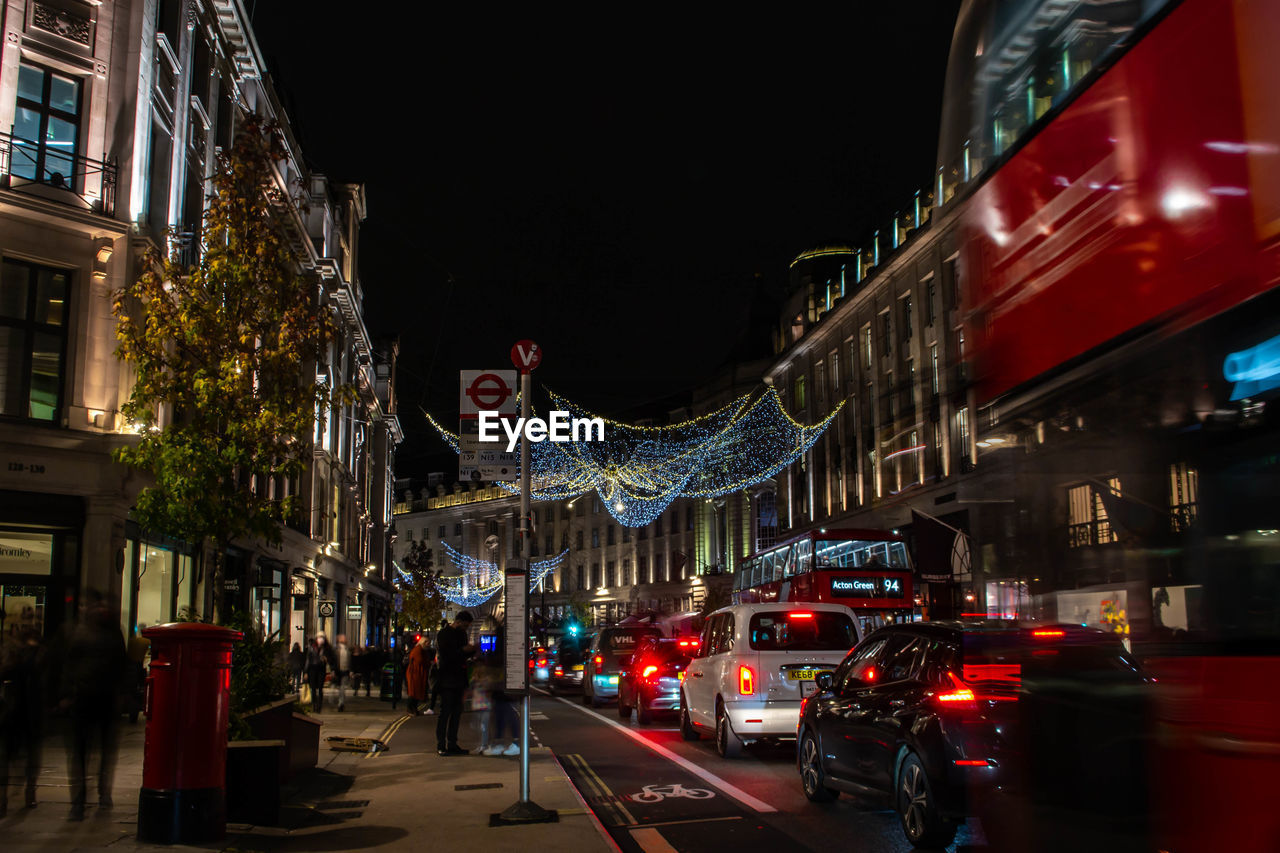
[335,634,351,712]
[0,628,46,816]
[361,645,381,697]
[470,655,498,752]
[350,645,364,696]
[405,637,434,716]
[481,649,520,757]
[124,623,149,724]
[305,635,334,713]
[59,589,127,821]
[435,612,475,756]
[288,642,304,692]
[387,639,405,710]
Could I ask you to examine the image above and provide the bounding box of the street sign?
[511,340,541,373]
[347,604,363,619]
[318,600,336,618]
[504,569,528,694]
[459,369,519,482]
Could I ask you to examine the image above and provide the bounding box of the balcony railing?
[0,131,117,217]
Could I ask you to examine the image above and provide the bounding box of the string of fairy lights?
[435,542,569,607]
[425,384,841,527]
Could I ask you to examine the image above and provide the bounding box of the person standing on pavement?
[58,589,127,821]
[0,628,46,816]
[335,634,351,712]
[288,642,304,692]
[435,612,475,755]
[405,637,435,716]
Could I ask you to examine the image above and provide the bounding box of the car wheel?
[799,729,838,802]
[637,692,653,725]
[715,700,743,759]
[679,692,700,741]
[618,691,632,719]
[897,752,957,849]
[582,685,592,706]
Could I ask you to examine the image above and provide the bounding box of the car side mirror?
[816,672,835,692]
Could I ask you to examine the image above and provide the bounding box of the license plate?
[788,669,827,681]
[572,664,584,671]
[608,676,619,685]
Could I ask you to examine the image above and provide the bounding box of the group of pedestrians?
[0,589,128,821]
[287,634,391,713]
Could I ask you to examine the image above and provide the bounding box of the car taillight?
[935,672,976,706]
[678,639,699,648]
[738,665,756,696]
[594,655,603,675]
[790,612,814,619]
[642,665,658,679]
[554,666,563,675]
[1032,629,1064,638]
[537,658,547,667]
[528,659,534,669]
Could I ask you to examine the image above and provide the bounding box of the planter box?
[289,712,321,777]
[225,740,284,826]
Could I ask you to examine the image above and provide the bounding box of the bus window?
[795,539,812,575]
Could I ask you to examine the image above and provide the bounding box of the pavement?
[0,691,614,853]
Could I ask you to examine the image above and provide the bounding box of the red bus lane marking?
[540,688,778,813]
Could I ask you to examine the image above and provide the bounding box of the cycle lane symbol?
[628,783,716,803]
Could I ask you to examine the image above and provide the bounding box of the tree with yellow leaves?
[113,114,348,619]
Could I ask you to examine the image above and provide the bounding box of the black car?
[617,636,698,723]
[549,639,587,694]
[796,621,1151,850]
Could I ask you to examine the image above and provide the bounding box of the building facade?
[0,0,400,649]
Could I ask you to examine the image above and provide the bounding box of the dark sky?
[250,5,962,477]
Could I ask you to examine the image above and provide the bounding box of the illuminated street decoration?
[437,542,569,607]
[427,386,841,526]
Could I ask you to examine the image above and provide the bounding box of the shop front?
[0,491,82,647]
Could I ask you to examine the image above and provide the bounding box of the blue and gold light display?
[437,542,569,607]
[426,385,841,527]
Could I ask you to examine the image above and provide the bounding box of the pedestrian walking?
[481,626,520,756]
[435,612,475,755]
[306,635,334,713]
[405,637,435,716]
[0,628,46,816]
[288,642,304,692]
[335,634,351,711]
[470,655,498,752]
[58,589,127,821]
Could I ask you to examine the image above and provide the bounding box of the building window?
[654,553,665,582]
[591,528,600,548]
[575,500,585,517]
[901,295,913,341]
[862,325,873,369]
[881,312,893,357]
[12,63,82,187]
[926,278,937,326]
[576,564,585,590]
[686,506,694,531]
[607,561,616,587]
[575,530,584,550]
[638,555,648,583]
[622,526,631,543]
[654,514,664,536]
[438,525,446,538]
[830,350,840,396]
[794,374,806,411]
[930,344,940,395]
[622,559,631,586]
[637,524,648,541]
[1169,463,1199,532]
[957,406,971,470]
[815,361,826,411]
[1068,478,1121,547]
[453,523,462,536]
[591,563,601,589]
[607,525,616,546]
[544,533,553,555]
[755,490,778,551]
[0,260,69,422]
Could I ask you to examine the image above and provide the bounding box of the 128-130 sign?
[830,575,906,600]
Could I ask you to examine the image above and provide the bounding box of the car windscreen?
[642,641,692,664]
[748,611,857,651]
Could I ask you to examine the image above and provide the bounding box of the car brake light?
[1032,629,1064,638]
[537,658,547,667]
[594,654,603,675]
[936,672,976,705]
[738,665,756,696]
[554,666,563,675]
[790,612,814,619]
[642,665,658,679]
[954,759,993,766]
[678,671,686,681]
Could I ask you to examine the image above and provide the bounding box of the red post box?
[137,622,242,844]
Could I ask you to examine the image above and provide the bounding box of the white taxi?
[680,602,863,758]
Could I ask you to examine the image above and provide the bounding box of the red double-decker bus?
[732,529,915,633]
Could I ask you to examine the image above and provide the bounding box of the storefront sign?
[318,600,336,618]
[0,532,53,575]
[347,604,362,619]
[830,575,906,600]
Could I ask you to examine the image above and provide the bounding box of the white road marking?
[537,689,778,814]
[630,827,680,853]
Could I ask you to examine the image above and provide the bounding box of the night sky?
[249,4,962,477]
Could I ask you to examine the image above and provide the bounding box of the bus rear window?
[749,611,857,651]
